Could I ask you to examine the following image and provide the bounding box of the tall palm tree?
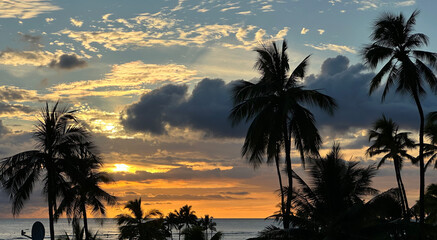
[175,205,198,230]
[56,143,117,240]
[362,10,437,224]
[366,115,415,217]
[116,198,168,240]
[424,112,437,170]
[0,102,90,240]
[230,40,337,228]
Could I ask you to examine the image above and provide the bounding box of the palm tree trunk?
[398,168,410,216]
[413,93,425,226]
[283,122,292,230]
[275,152,285,221]
[47,167,55,240]
[48,195,55,240]
[82,202,89,240]
[394,160,407,217]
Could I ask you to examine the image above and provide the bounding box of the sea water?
[0,218,278,240]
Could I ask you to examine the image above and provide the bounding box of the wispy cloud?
[0,49,87,70]
[236,11,251,15]
[304,43,357,54]
[395,0,415,7]
[47,61,198,98]
[318,29,325,35]
[70,18,83,27]
[260,5,274,12]
[171,0,186,12]
[0,0,61,19]
[220,6,240,12]
[301,27,309,35]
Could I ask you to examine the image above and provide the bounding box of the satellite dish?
[31,221,45,240]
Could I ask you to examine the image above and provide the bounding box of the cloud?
[223,27,289,50]
[317,29,325,35]
[304,43,357,54]
[48,61,197,98]
[0,49,86,70]
[0,86,39,102]
[132,13,177,29]
[48,54,87,70]
[19,33,42,48]
[395,0,415,7]
[0,49,58,66]
[306,55,437,133]
[300,28,309,35]
[0,101,34,116]
[45,17,54,23]
[110,166,255,181]
[70,18,83,27]
[0,120,10,136]
[171,0,186,12]
[237,11,251,15]
[121,78,248,138]
[0,0,61,19]
[221,6,240,12]
[260,5,274,12]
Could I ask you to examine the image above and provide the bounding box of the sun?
[113,164,130,172]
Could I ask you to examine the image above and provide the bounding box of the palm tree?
[362,10,437,224]
[229,40,337,228]
[165,212,178,240]
[0,102,90,240]
[366,115,415,218]
[199,215,216,239]
[116,198,168,240]
[56,143,117,240]
[290,144,379,239]
[424,112,437,170]
[175,205,198,230]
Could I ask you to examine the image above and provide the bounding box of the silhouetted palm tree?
[362,10,437,224]
[424,112,437,170]
[199,215,216,239]
[0,102,90,240]
[116,198,168,240]
[56,143,117,240]
[290,144,378,239]
[165,212,178,240]
[175,205,198,230]
[230,40,336,228]
[366,115,415,217]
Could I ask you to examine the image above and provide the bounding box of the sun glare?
[113,164,130,172]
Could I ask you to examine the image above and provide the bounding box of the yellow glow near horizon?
[113,164,131,172]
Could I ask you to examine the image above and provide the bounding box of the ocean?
[0,218,278,240]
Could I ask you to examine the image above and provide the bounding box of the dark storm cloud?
[121,78,247,137]
[49,54,87,70]
[307,55,437,133]
[122,84,187,135]
[110,166,255,182]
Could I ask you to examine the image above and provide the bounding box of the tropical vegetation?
[229,40,337,229]
[362,10,437,225]
[1,8,437,240]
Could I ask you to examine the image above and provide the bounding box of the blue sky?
[0,0,437,218]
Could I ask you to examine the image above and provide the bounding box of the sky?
[0,0,437,219]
